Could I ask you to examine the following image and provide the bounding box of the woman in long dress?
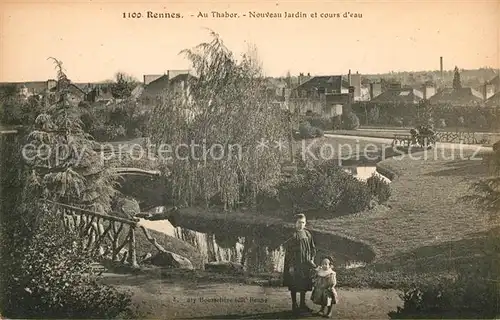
[283,213,316,314]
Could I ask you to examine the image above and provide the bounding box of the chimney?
[440,57,443,78]
[348,69,352,85]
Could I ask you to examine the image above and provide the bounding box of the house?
[370,83,424,105]
[0,79,86,105]
[0,80,57,99]
[420,81,437,100]
[288,70,365,115]
[428,87,484,107]
[48,79,86,105]
[324,93,350,117]
[64,83,86,105]
[138,70,197,121]
[130,84,144,100]
[368,82,383,100]
[291,75,349,99]
[486,74,500,92]
[85,83,114,104]
[139,70,195,103]
[474,75,499,100]
[485,91,500,107]
[264,78,290,109]
[291,70,363,100]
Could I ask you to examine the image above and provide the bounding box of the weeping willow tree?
[149,31,288,210]
[24,58,119,213]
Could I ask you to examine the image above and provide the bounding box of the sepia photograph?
[0,0,499,319]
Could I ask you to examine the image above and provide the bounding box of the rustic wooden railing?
[435,131,486,144]
[392,131,489,146]
[391,134,414,147]
[44,200,140,268]
[43,200,174,269]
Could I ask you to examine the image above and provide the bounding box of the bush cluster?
[367,174,391,204]
[295,121,324,139]
[0,130,132,319]
[389,228,500,319]
[80,101,150,142]
[352,102,500,131]
[342,112,360,130]
[389,274,499,319]
[0,209,132,319]
[276,160,372,218]
[302,115,333,131]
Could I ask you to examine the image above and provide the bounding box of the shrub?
[297,121,323,139]
[332,115,342,130]
[342,112,360,130]
[393,117,404,127]
[368,106,380,123]
[367,174,391,204]
[389,275,499,319]
[388,229,500,319]
[312,126,324,137]
[1,209,132,319]
[304,116,333,131]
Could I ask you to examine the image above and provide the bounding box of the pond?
[138,165,388,272]
[343,165,391,182]
[139,213,365,273]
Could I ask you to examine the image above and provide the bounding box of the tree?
[24,58,120,213]
[285,70,292,87]
[0,63,131,319]
[0,85,43,126]
[149,31,287,210]
[110,72,138,99]
[453,66,462,89]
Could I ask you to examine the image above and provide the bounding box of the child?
[310,257,338,318]
[283,213,316,314]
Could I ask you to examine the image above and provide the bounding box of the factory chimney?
[440,57,443,78]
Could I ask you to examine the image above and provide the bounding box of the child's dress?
[310,267,338,306]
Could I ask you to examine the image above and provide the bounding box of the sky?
[0,0,499,82]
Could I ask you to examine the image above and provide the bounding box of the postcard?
[0,1,498,319]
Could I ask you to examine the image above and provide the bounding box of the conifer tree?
[453,66,462,89]
[25,58,119,213]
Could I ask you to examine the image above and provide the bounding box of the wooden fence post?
[128,226,139,268]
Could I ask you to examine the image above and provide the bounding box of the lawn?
[124,136,499,289]
[309,149,495,258]
[307,148,499,286]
